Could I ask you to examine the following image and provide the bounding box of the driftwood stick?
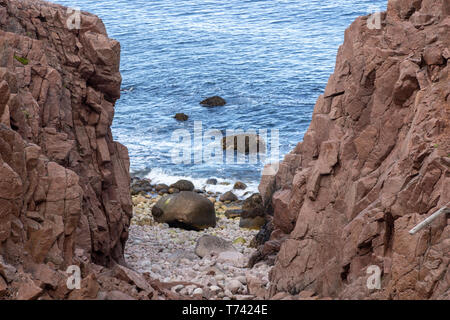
[409,203,450,235]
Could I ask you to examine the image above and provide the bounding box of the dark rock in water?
[206,178,218,185]
[222,134,266,154]
[233,181,247,190]
[225,209,242,219]
[194,189,204,193]
[200,96,226,107]
[195,235,236,258]
[155,183,169,191]
[170,179,194,191]
[174,113,189,121]
[219,191,238,202]
[152,191,216,230]
[130,177,153,195]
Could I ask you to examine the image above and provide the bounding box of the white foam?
[144,168,259,198]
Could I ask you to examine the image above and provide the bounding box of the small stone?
[209,285,221,293]
[226,279,242,294]
[174,113,189,121]
[193,287,203,296]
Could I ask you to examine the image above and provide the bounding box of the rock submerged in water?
[206,178,218,185]
[152,191,216,230]
[222,134,266,154]
[233,181,247,190]
[200,96,226,107]
[174,113,189,121]
[195,235,237,258]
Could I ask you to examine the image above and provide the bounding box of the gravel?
[125,194,272,300]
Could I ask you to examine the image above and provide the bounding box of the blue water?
[55,0,386,189]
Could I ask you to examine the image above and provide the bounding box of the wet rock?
[206,178,218,185]
[155,183,169,191]
[219,191,238,202]
[130,177,152,195]
[174,113,189,121]
[152,191,216,230]
[195,235,237,258]
[200,96,226,107]
[170,179,195,192]
[168,188,180,194]
[222,134,266,154]
[233,181,247,190]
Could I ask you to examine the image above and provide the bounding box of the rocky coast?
[0,0,448,300]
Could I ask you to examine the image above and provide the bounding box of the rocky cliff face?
[0,0,169,299]
[259,0,449,299]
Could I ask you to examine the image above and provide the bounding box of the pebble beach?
[125,193,272,300]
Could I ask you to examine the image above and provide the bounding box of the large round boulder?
[151,191,216,230]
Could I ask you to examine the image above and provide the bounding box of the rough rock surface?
[259,0,450,300]
[0,0,170,300]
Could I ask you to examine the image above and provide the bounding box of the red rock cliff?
[0,0,157,299]
[259,0,449,299]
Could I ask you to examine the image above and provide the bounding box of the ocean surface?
[55,0,386,192]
